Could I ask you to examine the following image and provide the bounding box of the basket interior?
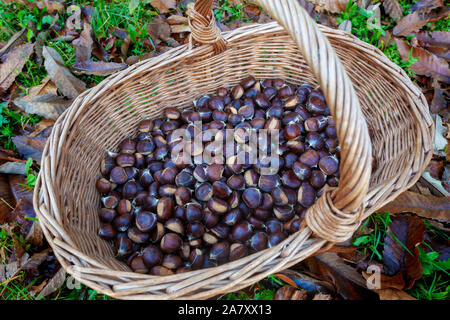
[56,27,419,272]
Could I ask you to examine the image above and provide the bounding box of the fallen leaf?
[395,38,450,83]
[338,20,352,33]
[362,269,405,290]
[433,114,448,156]
[14,94,73,120]
[0,174,15,223]
[66,5,82,32]
[367,3,381,30]
[149,0,177,13]
[8,174,33,203]
[27,76,58,97]
[11,120,54,164]
[410,0,443,13]
[274,286,308,300]
[5,252,29,280]
[243,4,261,21]
[167,15,188,25]
[170,25,191,33]
[147,17,171,43]
[312,0,349,13]
[375,288,417,300]
[394,11,431,36]
[36,268,66,299]
[430,82,447,114]
[383,0,403,21]
[0,43,34,93]
[426,45,450,60]
[36,0,64,14]
[303,252,378,300]
[415,31,450,48]
[312,292,333,300]
[29,280,48,297]
[382,216,426,289]
[379,191,450,224]
[0,161,27,175]
[43,46,86,99]
[421,171,450,196]
[275,269,335,294]
[22,249,51,270]
[72,21,127,75]
[11,198,43,247]
[0,28,27,57]
[126,52,158,65]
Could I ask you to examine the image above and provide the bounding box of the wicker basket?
[33,0,433,299]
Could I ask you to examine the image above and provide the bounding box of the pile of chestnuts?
[96,76,341,275]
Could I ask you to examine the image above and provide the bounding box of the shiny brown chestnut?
[160,233,182,253]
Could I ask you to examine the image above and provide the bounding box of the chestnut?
[292,161,312,181]
[142,244,162,267]
[98,224,116,240]
[203,210,219,228]
[209,241,230,262]
[110,166,128,185]
[175,169,195,187]
[268,232,288,248]
[164,107,181,120]
[299,149,320,167]
[240,75,256,89]
[297,182,316,208]
[115,236,133,258]
[157,197,174,221]
[258,174,280,192]
[309,170,326,189]
[160,166,178,185]
[128,227,150,243]
[231,85,244,99]
[185,203,203,222]
[160,233,182,253]
[150,266,174,276]
[189,248,205,269]
[249,232,268,252]
[138,120,154,133]
[150,222,165,242]
[274,205,295,222]
[116,153,135,167]
[231,221,253,243]
[113,213,132,232]
[229,243,248,261]
[212,181,232,199]
[135,211,157,232]
[265,219,283,234]
[122,180,138,199]
[281,171,301,189]
[208,197,229,215]
[96,178,112,194]
[271,187,289,206]
[101,156,116,176]
[242,188,262,209]
[187,222,205,240]
[119,139,136,153]
[319,156,339,175]
[223,208,242,226]
[130,256,148,273]
[98,208,117,223]
[211,224,230,239]
[195,182,213,201]
[165,218,184,234]
[175,186,191,206]
[162,254,182,269]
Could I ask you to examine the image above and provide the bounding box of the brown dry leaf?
[147,17,171,43]
[375,288,417,300]
[275,269,335,294]
[171,25,191,33]
[126,52,158,65]
[14,94,73,120]
[395,38,450,83]
[430,81,447,113]
[8,174,33,203]
[362,270,405,290]
[28,76,58,97]
[382,216,426,290]
[312,292,333,300]
[379,191,450,224]
[303,252,378,300]
[149,0,177,13]
[66,5,82,32]
[29,280,48,297]
[167,15,188,25]
[383,0,403,21]
[43,46,86,99]
[311,0,348,13]
[274,286,308,300]
[22,249,51,270]
[427,46,450,60]
[11,120,54,164]
[36,0,64,14]
[393,11,431,36]
[73,22,127,76]
[0,162,27,175]
[415,31,450,48]
[0,174,15,223]
[0,43,34,93]
[0,28,27,57]
[410,0,443,13]
[243,4,261,21]
[36,268,66,300]
[11,198,43,247]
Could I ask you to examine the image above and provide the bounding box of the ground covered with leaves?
[0,0,448,300]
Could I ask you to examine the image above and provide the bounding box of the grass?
[214,0,248,24]
[0,102,42,150]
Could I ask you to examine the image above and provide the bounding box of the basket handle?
[191,0,373,243]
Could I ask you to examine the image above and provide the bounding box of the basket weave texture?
[33,0,434,299]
